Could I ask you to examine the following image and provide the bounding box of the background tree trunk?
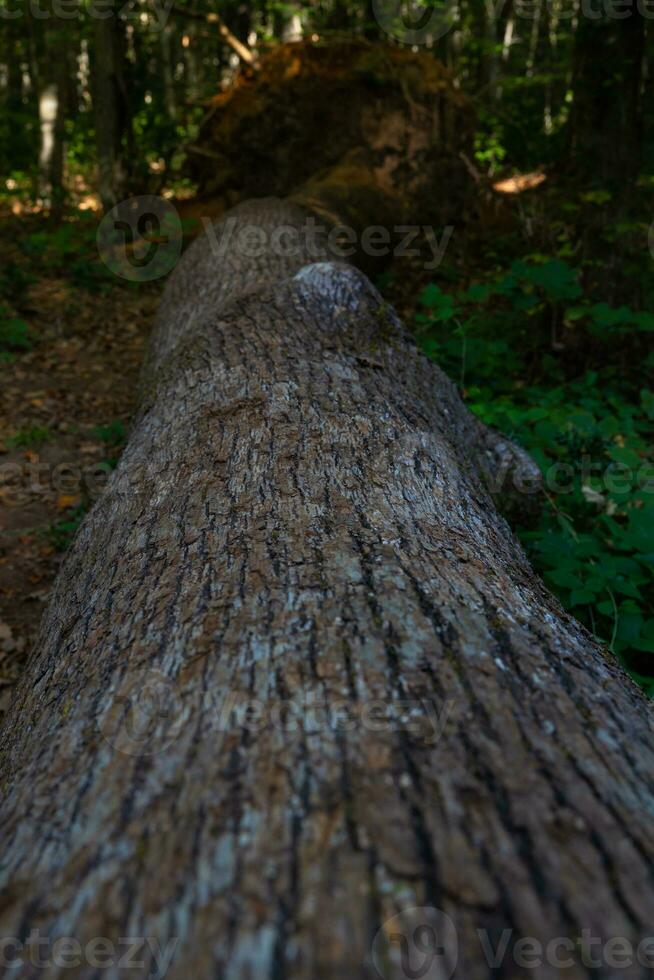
[160,24,178,122]
[1,198,653,979]
[90,3,132,210]
[48,27,73,216]
[568,10,646,186]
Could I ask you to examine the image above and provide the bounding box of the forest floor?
[0,213,161,720]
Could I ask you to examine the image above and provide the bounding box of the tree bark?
[90,2,132,210]
[160,24,178,121]
[568,9,645,186]
[48,26,74,217]
[1,198,653,980]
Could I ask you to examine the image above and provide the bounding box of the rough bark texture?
[90,6,131,210]
[1,199,654,980]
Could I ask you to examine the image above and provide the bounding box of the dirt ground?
[0,246,160,721]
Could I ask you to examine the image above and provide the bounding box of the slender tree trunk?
[484,0,501,98]
[90,1,132,209]
[326,0,351,31]
[48,28,73,216]
[26,7,41,99]
[4,22,23,112]
[1,198,653,979]
[525,0,542,76]
[160,24,178,120]
[2,19,26,175]
[568,7,645,185]
[183,22,201,99]
[37,82,58,198]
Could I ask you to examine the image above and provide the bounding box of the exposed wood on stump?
[188,41,475,231]
[1,199,653,980]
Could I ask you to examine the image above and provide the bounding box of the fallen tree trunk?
[1,197,653,980]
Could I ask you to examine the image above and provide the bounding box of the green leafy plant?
[91,420,127,469]
[417,259,654,695]
[91,420,127,446]
[20,221,116,291]
[0,306,30,355]
[45,505,88,553]
[8,426,53,449]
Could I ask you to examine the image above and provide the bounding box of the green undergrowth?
[45,505,89,553]
[417,257,654,695]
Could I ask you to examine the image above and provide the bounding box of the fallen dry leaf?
[56,494,81,510]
